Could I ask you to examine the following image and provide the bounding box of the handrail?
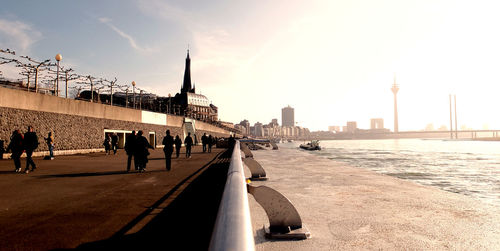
[209,140,255,251]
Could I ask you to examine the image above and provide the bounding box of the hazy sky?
[2,0,500,131]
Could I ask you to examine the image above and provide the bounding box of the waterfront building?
[169,51,218,122]
[220,121,235,129]
[239,119,251,134]
[282,105,295,127]
[370,118,384,130]
[346,121,358,133]
[254,122,264,137]
[328,126,341,133]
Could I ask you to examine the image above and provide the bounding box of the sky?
[2,0,500,131]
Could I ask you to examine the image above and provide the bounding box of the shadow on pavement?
[73,148,233,250]
[37,170,166,178]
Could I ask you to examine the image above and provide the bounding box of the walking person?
[162,130,174,171]
[135,130,154,172]
[184,132,193,158]
[208,134,213,153]
[111,133,119,155]
[23,126,39,173]
[103,134,111,155]
[174,135,182,158]
[45,131,55,160]
[6,130,23,172]
[125,131,137,172]
[201,133,208,153]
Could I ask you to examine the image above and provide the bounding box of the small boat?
[299,140,321,151]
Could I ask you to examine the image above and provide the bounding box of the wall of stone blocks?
[0,107,230,153]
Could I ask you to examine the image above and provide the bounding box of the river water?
[281,139,500,206]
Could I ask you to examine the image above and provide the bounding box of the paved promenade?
[0,146,231,250]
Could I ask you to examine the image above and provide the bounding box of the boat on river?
[299,140,321,151]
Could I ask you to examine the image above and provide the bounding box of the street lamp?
[139,90,143,110]
[132,81,136,109]
[125,88,129,108]
[55,53,62,96]
[168,93,171,114]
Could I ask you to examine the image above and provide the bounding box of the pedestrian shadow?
[72,148,233,250]
[147,157,165,160]
[0,170,18,175]
[37,170,165,178]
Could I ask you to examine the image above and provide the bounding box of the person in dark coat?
[103,134,111,155]
[135,130,154,172]
[6,130,23,172]
[125,131,137,172]
[207,134,213,153]
[201,133,208,153]
[162,130,174,171]
[111,133,119,155]
[184,132,193,158]
[174,135,182,158]
[23,126,39,173]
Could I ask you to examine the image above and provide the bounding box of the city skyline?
[2,1,500,131]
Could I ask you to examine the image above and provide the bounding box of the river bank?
[248,147,500,250]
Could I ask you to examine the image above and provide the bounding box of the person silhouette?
[174,135,182,158]
[184,132,193,158]
[162,130,174,171]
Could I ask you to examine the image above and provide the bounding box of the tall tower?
[181,50,195,93]
[391,75,399,133]
[282,105,295,127]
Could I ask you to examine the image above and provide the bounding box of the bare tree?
[103,77,118,106]
[18,67,36,91]
[0,48,18,77]
[17,56,52,93]
[48,67,79,98]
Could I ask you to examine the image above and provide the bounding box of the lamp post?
[125,88,129,108]
[139,90,143,110]
[64,71,68,98]
[132,81,136,109]
[55,53,62,96]
[168,93,171,114]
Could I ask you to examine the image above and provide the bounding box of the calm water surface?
[282,139,500,206]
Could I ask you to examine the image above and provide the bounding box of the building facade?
[169,51,218,122]
[281,105,295,127]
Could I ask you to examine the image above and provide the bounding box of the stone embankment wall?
[0,88,231,155]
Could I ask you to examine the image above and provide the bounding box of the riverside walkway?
[0,146,231,250]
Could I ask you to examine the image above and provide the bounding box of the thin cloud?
[98,17,152,53]
[0,18,42,53]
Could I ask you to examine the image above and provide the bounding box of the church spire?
[181,49,193,93]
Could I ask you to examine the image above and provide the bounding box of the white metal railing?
[209,140,255,251]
